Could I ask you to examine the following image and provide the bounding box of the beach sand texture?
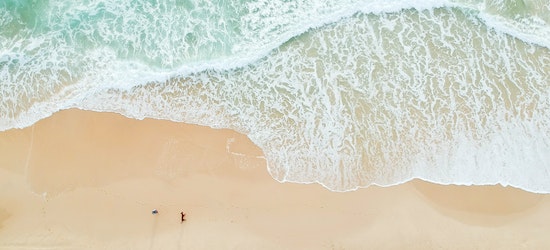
[1,109,549,249]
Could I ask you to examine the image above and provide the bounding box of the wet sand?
[1,108,549,249]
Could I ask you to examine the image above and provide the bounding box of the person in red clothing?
[180,212,186,222]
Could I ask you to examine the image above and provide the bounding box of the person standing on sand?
[181,212,186,222]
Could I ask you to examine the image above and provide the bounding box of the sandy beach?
[1,108,549,249]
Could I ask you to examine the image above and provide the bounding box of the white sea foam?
[478,12,550,48]
[1,2,547,130]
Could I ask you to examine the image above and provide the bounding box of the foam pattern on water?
[79,8,550,192]
[0,0,251,128]
[2,0,550,130]
[476,0,550,48]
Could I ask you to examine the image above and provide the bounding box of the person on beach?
[181,212,186,222]
[152,209,158,215]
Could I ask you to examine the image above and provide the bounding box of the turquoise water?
[1,0,549,192]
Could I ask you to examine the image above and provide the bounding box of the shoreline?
[1,108,550,249]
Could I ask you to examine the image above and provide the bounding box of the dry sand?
[1,108,549,249]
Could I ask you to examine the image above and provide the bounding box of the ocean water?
[1,0,549,192]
